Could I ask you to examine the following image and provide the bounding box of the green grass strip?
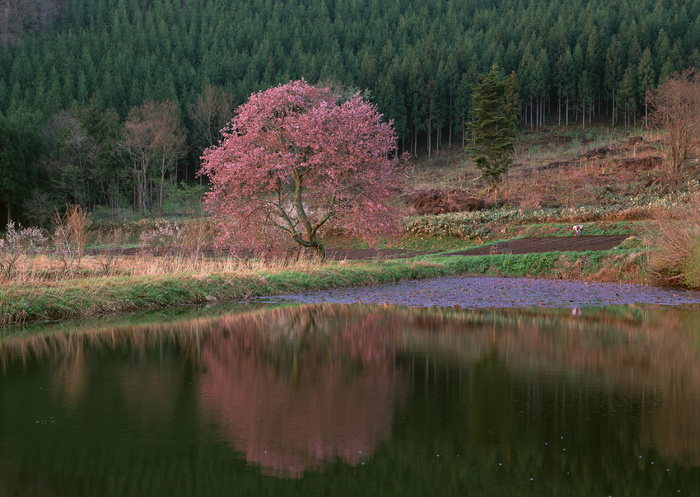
[0,250,647,328]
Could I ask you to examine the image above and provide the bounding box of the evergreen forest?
[1,0,699,219]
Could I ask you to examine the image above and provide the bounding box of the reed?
[646,194,700,288]
[0,257,450,327]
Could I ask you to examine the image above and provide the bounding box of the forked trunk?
[314,242,326,261]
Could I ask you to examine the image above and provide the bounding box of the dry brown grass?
[0,251,334,286]
[645,195,700,287]
[1,214,354,288]
[408,128,665,210]
[51,204,92,275]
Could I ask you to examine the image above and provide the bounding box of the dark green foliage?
[467,65,519,191]
[0,112,42,221]
[41,98,126,212]
[1,0,699,138]
[0,0,699,213]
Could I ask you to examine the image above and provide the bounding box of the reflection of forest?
[394,306,700,467]
[1,303,699,472]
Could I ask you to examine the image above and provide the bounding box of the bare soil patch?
[404,189,486,215]
[445,235,629,256]
[88,235,628,262]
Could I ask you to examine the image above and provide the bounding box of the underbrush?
[89,216,215,247]
[646,195,700,289]
[0,258,450,327]
[405,188,695,240]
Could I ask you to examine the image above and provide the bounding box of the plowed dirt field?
[326,235,630,260]
[103,235,630,260]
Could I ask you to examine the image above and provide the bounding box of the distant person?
[573,225,583,236]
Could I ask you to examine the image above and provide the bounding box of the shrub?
[0,222,48,278]
[405,186,698,238]
[51,204,92,275]
[645,194,700,288]
[139,219,181,254]
[138,218,214,260]
[94,228,125,275]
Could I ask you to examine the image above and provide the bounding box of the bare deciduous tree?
[189,85,235,149]
[42,111,99,208]
[119,100,186,215]
[648,69,700,186]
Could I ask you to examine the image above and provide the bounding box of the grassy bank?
[437,249,647,283]
[0,248,648,328]
[0,259,450,327]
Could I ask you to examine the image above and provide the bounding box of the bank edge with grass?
[1,249,648,328]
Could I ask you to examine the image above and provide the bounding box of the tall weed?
[646,195,700,287]
[94,228,125,275]
[52,204,92,276]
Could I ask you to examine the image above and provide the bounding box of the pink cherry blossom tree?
[199,80,406,260]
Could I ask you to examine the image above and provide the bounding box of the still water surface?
[1,300,700,496]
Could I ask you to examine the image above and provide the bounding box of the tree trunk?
[314,242,326,261]
[645,98,648,128]
[414,125,418,155]
[558,92,561,127]
[542,98,546,127]
[427,108,432,158]
[448,95,453,147]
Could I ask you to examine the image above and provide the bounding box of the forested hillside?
[1,0,699,218]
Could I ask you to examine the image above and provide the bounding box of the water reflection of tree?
[469,352,514,454]
[1,303,699,486]
[197,306,409,478]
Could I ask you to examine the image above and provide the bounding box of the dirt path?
[326,235,629,260]
[96,235,629,261]
[444,235,630,257]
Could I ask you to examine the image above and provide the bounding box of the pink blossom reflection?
[198,308,408,478]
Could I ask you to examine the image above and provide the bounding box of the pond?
[1,278,700,496]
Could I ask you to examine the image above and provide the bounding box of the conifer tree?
[467,64,519,198]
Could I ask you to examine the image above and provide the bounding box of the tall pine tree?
[467,64,519,198]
